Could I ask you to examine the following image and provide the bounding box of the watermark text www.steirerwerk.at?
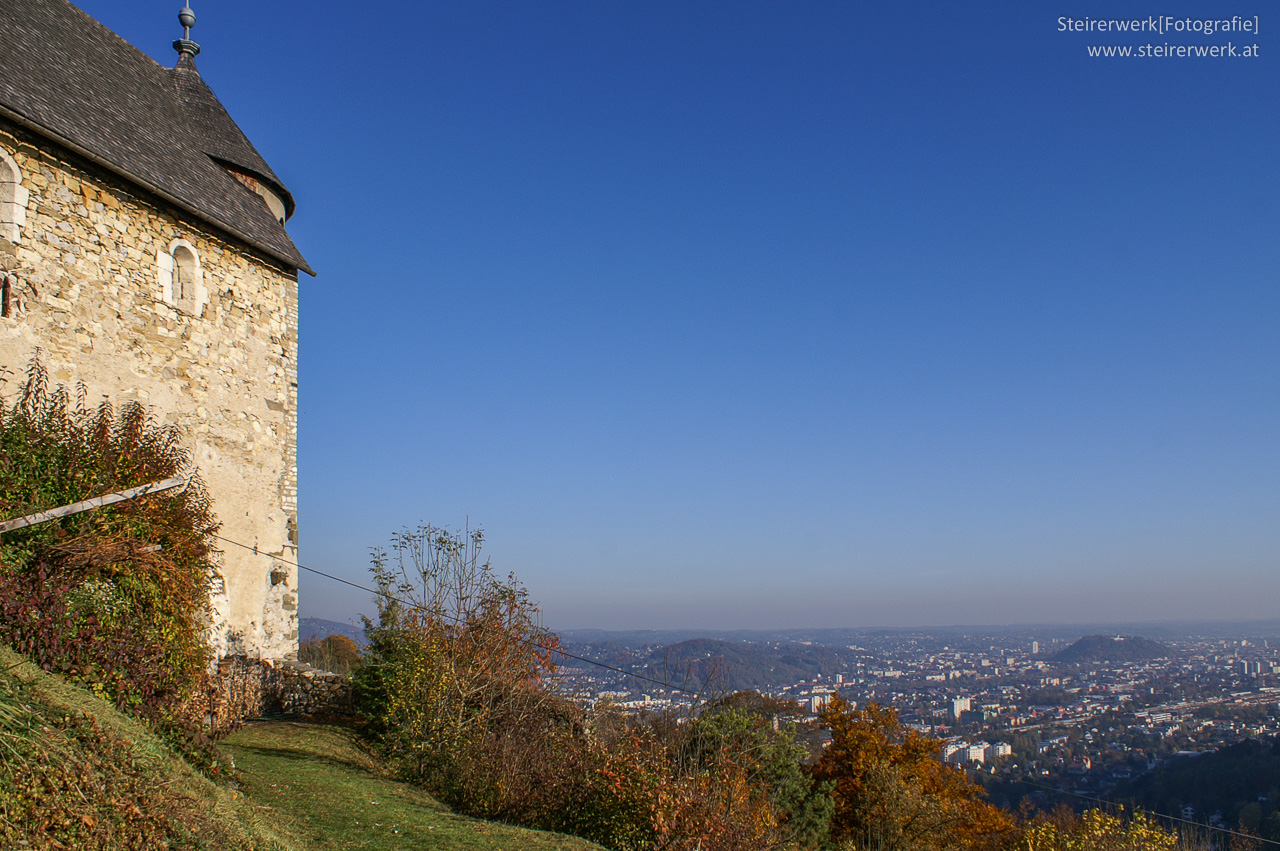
[1058,15,1260,58]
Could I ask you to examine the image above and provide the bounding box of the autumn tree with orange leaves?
[815,696,1012,851]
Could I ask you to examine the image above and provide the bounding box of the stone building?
[0,1,312,660]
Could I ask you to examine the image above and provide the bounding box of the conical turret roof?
[0,0,312,275]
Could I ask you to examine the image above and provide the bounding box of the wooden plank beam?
[0,475,188,534]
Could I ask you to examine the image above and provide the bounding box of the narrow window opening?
[0,148,28,244]
[174,245,196,302]
[160,239,204,316]
[1,271,35,319]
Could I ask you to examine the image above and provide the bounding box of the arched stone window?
[174,243,197,302]
[156,238,205,315]
[0,148,29,244]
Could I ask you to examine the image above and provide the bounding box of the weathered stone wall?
[276,662,353,717]
[0,117,299,660]
[210,657,353,731]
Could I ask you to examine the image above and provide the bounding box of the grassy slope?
[0,645,293,849]
[0,645,605,850]
[222,720,607,850]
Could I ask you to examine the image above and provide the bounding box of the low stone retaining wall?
[277,661,353,716]
[209,656,353,732]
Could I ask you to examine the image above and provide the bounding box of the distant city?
[300,615,1280,824]
[528,620,1280,827]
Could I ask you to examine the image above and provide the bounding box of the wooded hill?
[558,636,864,693]
[643,638,856,693]
[1052,634,1170,664]
[1117,735,1280,842]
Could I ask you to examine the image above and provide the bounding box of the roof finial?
[173,4,200,60]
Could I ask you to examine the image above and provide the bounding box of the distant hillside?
[1053,634,1169,664]
[644,638,853,693]
[1117,736,1280,835]
[300,616,366,646]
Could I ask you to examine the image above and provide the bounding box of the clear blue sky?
[77,2,1278,630]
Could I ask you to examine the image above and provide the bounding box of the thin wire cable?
[966,766,1280,846]
[210,532,701,697]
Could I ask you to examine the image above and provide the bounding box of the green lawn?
[223,721,607,851]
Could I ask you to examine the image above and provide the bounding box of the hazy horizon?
[305,613,1280,640]
[75,2,1279,631]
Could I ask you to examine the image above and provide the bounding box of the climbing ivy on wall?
[0,358,221,763]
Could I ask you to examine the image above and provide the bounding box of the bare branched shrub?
[352,523,836,851]
[352,524,561,795]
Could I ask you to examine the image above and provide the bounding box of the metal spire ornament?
[173,4,200,59]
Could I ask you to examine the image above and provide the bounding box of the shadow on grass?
[231,740,374,775]
[222,720,608,850]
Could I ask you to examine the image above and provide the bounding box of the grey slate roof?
[0,0,313,275]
